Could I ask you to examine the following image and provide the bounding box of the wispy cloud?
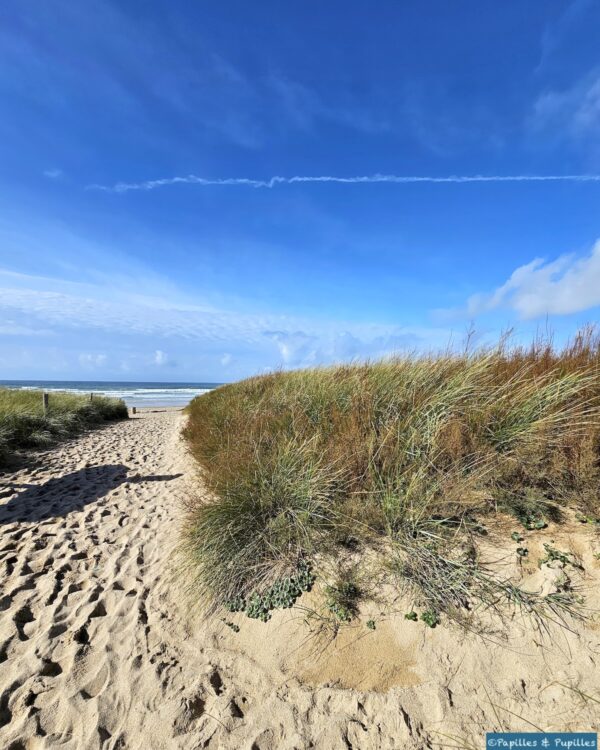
[0,322,53,336]
[264,329,425,367]
[458,239,600,319]
[267,74,389,135]
[43,168,63,179]
[535,0,595,74]
[0,267,451,370]
[79,353,107,368]
[531,70,600,144]
[153,349,169,366]
[88,172,600,193]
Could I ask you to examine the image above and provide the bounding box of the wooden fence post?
[90,392,94,402]
[42,392,49,415]
[132,406,137,415]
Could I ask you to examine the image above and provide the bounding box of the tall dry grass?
[0,389,128,464]
[183,329,600,622]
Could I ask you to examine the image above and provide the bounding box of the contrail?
[87,172,600,193]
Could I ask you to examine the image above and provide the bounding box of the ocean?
[0,380,222,407]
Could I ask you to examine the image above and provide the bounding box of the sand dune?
[1,410,599,749]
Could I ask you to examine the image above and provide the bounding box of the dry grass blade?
[541,681,600,705]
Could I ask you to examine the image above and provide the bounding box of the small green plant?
[404,611,418,621]
[221,619,240,633]
[511,531,524,542]
[366,619,376,630]
[576,513,599,525]
[225,562,315,622]
[593,552,600,561]
[470,521,488,536]
[325,579,360,623]
[516,547,528,558]
[539,544,582,570]
[420,610,440,628]
[225,595,246,613]
[515,511,547,531]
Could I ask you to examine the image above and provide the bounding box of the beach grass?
[183,328,600,624]
[0,388,128,464]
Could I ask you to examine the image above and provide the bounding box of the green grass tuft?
[325,574,361,623]
[0,388,128,464]
[182,328,600,625]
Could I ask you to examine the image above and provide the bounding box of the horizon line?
[87,172,600,193]
[0,378,225,383]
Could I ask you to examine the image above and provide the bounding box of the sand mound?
[1,410,598,749]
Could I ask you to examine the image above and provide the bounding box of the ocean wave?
[1,382,216,406]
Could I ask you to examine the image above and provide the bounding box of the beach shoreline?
[0,381,220,409]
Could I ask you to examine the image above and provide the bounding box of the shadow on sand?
[0,464,183,524]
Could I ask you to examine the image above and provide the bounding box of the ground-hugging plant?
[420,610,440,628]
[539,544,583,570]
[224,563,315,622]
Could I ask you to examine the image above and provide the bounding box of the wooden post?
[90,392,94,402]
[132,406,137,415]
[42,392,49,415]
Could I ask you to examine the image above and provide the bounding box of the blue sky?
[1,0,600,381]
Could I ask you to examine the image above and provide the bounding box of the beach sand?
[1,409,599,749]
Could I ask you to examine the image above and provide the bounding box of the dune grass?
[0,388,128,464]
[183,329,600,626]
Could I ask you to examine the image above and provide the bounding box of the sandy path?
[1,410,599,750]
[0,410,201,748]
[0,411,338,750]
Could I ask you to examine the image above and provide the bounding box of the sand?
[1,409,599,749]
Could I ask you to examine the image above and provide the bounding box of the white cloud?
[0,278,264,343]
[154,349,168,365]
[264,329,425,368]
[43,168,63,179]
[0,266,452,369]
[0,321,53,336]
[0,267,445,348]
[535,0,594,74]
[265,331,318,365]
[464,240,600,319]
[267,74,389,135]
[88,172,600,194]
[531,71,600,142]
